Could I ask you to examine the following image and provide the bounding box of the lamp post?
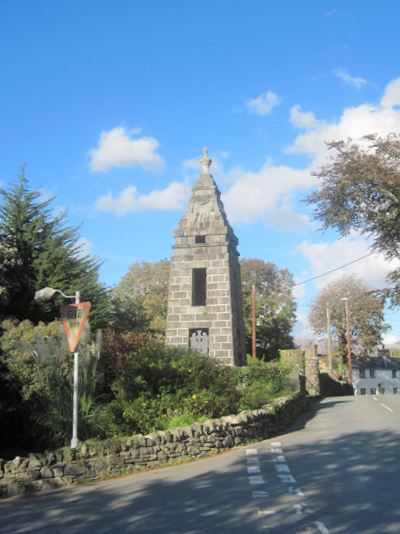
[341,297,353,384]
[34,287,81,448]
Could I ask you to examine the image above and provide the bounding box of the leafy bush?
[109,343,240,434]
[235,356,292,410]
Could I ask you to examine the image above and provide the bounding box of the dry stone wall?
[0,393,310,499]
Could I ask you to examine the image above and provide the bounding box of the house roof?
[352,356,400,370]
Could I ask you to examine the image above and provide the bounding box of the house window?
[192,268,207,306]
[393,387,398,395]
[370,387,376,394]
[392,370,397,378]
[360,388,366,395]
[369,369,376,378]
[195,235,206,244]
[359,369,366,378]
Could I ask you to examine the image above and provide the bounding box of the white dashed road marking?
[278,474,296,484]
[247,465,261,474]
[314,521,330,533]
[380,403,394,412]
[248,475,265,485]
[275,463,290,473]
[245,444,330,533]
[252,490,269,498]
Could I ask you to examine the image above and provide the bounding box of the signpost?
[60,300,91,448]
[34,287,91,449]
[60,302,91,352]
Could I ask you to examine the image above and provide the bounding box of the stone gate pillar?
[165,148,245,366]
[305,344,321,396]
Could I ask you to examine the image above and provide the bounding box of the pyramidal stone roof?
[175,147,236,242]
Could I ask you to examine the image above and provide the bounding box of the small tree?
[308,275,389,361]
[240,259,297,360]
[112,260,170,334]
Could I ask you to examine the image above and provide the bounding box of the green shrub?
[235,356,292,410]
[109,343,240,434]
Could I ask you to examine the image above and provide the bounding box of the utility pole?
[326,301,333,373]
[252,285,256,361]
[341,297,353,384]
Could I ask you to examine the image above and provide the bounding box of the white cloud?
[296,236,400,290]
[246,90,280,116]
[89,126,164,172]
[95,181,189,215]
[333,68,367,89]
[381,78,400,108]
[287,78,400,165]
[222,162,314,228]
[213,77,400,229]
[290,105,322,129]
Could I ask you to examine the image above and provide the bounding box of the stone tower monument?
[165,148,245,366]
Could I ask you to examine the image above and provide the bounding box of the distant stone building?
[165,148,245,366]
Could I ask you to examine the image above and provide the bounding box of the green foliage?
[308,275,389,359]
[240,259,297,360]
[235,356,292,410]
[0,323,295,452]
[0,170,111,328]
[111,260,170,334]
[110,343,240,434]
[308,134,400,305]
[0,319,106,449]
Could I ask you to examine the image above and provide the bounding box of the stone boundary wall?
[0,393,311,499]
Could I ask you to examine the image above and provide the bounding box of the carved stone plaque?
[189,328,209,356]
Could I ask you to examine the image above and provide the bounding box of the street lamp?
[341,297,353,384]
[34,286,81,448]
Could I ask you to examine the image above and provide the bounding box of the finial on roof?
[199,147,212,174]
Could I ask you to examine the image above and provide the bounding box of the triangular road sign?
[60,302,91,353]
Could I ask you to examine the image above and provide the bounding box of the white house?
[352,356,400,396]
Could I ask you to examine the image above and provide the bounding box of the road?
[2,395,400,533]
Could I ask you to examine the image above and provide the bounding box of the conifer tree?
[0,170,110,328]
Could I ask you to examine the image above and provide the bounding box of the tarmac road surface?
[2,395,400,533]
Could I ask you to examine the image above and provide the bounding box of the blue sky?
[1,1,400,343]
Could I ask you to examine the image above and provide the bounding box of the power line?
[294,252,375,286]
